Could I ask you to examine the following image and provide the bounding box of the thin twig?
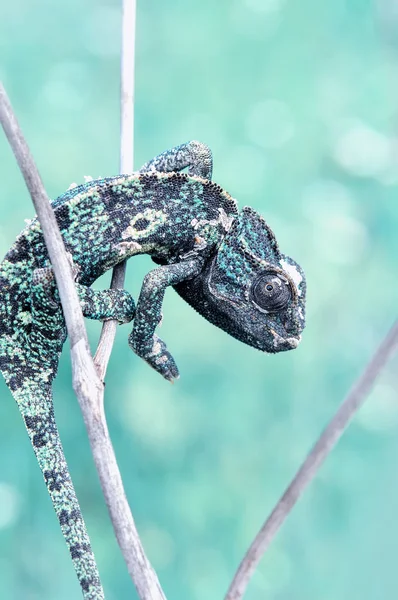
[94,0,136,380]
[225,319,398,600]
[0,81,166,600]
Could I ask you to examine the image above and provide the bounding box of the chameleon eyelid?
[250,263,298,305]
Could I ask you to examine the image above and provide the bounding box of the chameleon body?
[0,141,306,598]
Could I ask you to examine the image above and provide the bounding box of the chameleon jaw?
[269,327,301,350]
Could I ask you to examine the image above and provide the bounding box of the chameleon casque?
[0,141,306,598]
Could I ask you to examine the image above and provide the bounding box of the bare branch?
[0,81,166,600]
[0,83,86,349]
[225,319,398,600]
[119,0,136,173]
[94,0,137,380]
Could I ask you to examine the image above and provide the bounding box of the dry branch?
[0,81,166,600]
[225,319,398,600]
[94,0,137,380]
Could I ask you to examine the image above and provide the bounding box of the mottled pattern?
[0,141,306,598]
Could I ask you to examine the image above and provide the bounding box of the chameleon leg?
[75,284,136,323]
[139,140,213,179]
[28,265,136,324]
[129,258,203,381]
[12,268,106,599]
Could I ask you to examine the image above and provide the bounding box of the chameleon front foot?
[32,264,136,324]
[77,286,136,323]
[128,333,179,381]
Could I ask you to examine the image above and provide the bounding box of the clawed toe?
[129,334,179,381]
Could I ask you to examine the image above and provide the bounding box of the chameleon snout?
[285,335,301,349]
[269,328,302,351]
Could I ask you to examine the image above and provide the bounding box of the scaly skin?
[0,141,306,598]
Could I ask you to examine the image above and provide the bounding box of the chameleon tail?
[13,381,105,600]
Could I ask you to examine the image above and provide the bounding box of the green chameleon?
[0,141,306,598]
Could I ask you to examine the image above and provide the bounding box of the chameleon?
[0,141,306,598]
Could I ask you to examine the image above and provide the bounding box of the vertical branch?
[94,0,137,379]
[225,320,398,600]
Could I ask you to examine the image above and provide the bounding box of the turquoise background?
[1,0,398,598]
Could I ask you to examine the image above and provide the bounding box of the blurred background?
[1,0,398,598]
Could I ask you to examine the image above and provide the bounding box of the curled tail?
[13,381,105,600]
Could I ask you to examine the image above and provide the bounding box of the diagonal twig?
[225,319,398,600]
[0,83,90,356]
[94,0,137,380]
[0,80,166,600]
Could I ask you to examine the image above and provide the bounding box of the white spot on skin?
[155,355,168,365]
[271,276,283,290]
[190,208,233,233]
[150,340,162,357]
[84,175,93,182]
[218,207,234,231]
[117,240,142,256]
[280,259,303,295]
[270,328,301,349]
[122,209,167,239]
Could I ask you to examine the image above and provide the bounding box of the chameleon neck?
[12,380,105,599]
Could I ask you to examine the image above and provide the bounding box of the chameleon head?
[175,206,306,354]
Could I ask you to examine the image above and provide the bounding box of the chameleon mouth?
[286,335,301,349]
[269,328,301,350]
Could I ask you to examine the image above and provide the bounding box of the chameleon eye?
[251,272,291,312]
